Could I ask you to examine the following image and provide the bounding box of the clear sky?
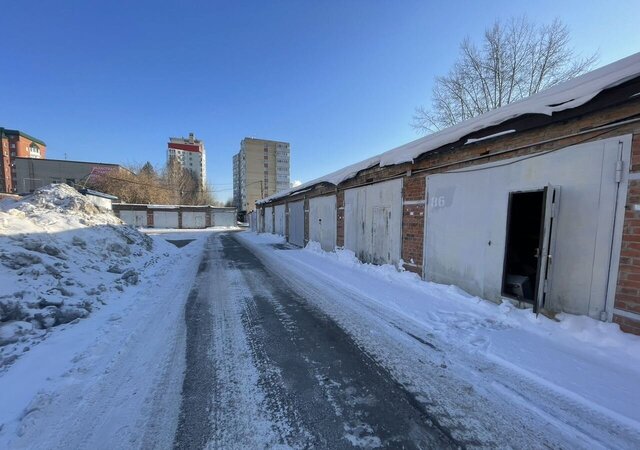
[2,0,638,202]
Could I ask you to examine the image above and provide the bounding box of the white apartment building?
[167,132,206,189]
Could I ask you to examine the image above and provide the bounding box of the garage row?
[113,204,237,229]
[251,135,633,323]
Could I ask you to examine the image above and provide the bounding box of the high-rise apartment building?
[233,137,290,212]
[167,132,206,189]
[1,128,47,193]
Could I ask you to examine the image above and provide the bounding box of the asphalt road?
[172,233,457,449]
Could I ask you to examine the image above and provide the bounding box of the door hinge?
[615,159,624,183]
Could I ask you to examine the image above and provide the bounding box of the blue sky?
[2,1,638,201]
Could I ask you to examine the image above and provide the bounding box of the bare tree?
[412,17,597,133]
[88,159,216,205]
[162,158,215,205]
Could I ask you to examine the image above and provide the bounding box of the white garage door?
[119,210,147,227]
[153,211,179,228]
[264,207,273,233]
[274,204,286,236]
[288,200,304,247]
[345,179,403,266]
[424,135,630,318]
[213,210,236,227]
[182,212,207,229]
[309,195,336,252]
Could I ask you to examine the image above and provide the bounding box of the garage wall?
[153,211,179,228]
[288,200,304,247]
[274,204,286,236]
[182,212,206,229]
[309,195,336,252]
[344,179,403,266]
[119,210,147,227]
[264,206,274,234]
[424,135,631,318]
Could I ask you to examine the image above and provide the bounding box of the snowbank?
[0,184,175,368]
[302,240,640,359]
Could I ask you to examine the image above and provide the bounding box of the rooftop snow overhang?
[257,52,640,206]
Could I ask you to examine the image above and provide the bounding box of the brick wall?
[402,175,426,274]
[336,191,345,247]
[257,93,640,333]
[613,134,640,333]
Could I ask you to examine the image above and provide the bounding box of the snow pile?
[0,184,174,368]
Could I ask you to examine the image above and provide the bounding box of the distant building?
[233,137,290,212]
[0,128,47,193]
[13,157,122,194]
[167,133,206,189]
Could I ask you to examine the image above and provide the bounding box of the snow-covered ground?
[0,185,182,367]
[237,232,640,448]
[0,185,212,448]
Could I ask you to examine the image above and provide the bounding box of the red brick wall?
[336,191,345,247]
[613,134,640,333]
[304,198,310,245]
[402,175,426,274]
[258,95,640,333]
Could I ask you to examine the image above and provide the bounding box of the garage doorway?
[502,186,557,313]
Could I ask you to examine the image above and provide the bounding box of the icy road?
[2,230,640,449]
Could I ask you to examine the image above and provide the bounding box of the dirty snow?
[0,221,210,449]
[0,184,175,367]
[238,231,640,448]
[260,52,640,204]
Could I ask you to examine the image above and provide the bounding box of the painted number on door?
[430,196,446,208]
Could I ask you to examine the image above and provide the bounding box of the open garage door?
[424,135,630,319]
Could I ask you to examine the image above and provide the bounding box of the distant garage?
[118,210,147,227]
[264,207,274,233]
[113,204,237,229]
[182,211,207,229]
[274,204,286,236]
[287,200,304,247]
[153,211,179,228]
[212,209,236,227]
[345,179,403,265]
[309,195,336,252]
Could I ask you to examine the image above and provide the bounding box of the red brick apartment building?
[253,53,640,334]
[0,128,47,193]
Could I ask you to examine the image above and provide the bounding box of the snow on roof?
[259,52,640,205]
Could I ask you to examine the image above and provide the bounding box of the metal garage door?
[274,205,286,236]
[424,135,631,319]
[345,179,403,266]
[213,210,236,227]
[119,210,147,227]
[264,207,274,234]
[309,195,336,252]
[153,211,179,228]
[288,200,304,247]
[182,212,206,229]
